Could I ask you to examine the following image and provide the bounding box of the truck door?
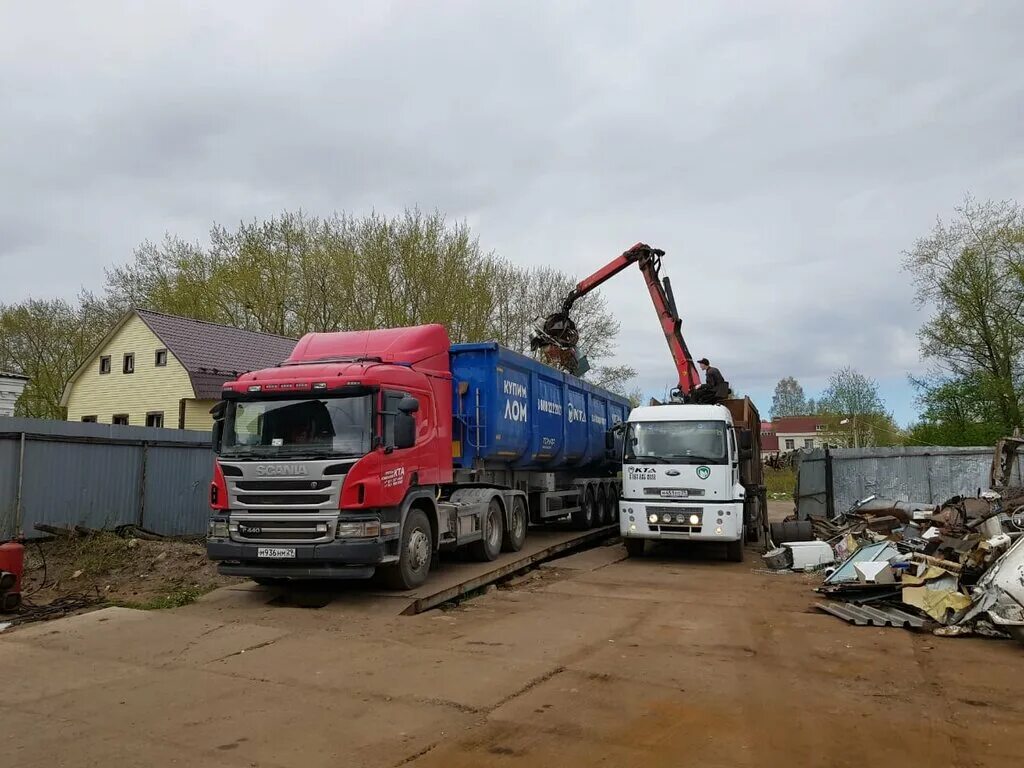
[379,390,418,507]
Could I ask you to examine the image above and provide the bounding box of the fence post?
[137,442,149,527]
[824,447,834,519]
[14,432,26,536]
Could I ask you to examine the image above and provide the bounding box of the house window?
[155,349,168,367]
[145,412,164,428]
[81,415,97,423]
[99,356,111,374]
[815,424,827,432]
[804,438,814,449]
[112,414,129,426]
[123,353,135,374]
[785,438,795,450]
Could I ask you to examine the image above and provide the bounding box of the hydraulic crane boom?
[531,242,701,399]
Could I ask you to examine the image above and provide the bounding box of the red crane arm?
[557,243,701,397]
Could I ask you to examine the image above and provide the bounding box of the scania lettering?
[206,325,628,590]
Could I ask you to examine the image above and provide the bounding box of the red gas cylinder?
[0,541,25,611]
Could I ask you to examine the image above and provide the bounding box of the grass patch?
[764,466,797,499]
[115,585,209,611]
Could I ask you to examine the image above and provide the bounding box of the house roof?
[773,416,825,434]
[134,310,297,398]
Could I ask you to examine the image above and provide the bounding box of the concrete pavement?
[3,535,1021,768]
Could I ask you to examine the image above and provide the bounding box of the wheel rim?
[487,505,502,549]
[582,493,593,522]
[407,527,430,571]
[512,501,526,540]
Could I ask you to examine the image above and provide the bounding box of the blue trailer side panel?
[450,342,629,472]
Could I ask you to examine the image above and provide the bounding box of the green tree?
[0,298,111,418]
[770,376,808,419]
[903,197,1024,437]
[817,367,900,447]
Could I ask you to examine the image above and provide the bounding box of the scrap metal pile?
[765,490,1024,645]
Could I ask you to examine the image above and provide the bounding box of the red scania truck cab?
[207,324,628,589]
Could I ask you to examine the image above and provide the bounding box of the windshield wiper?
[628,456,672,464]
[665,455,723,464]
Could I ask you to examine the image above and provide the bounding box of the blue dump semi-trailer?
[208,325,629,589]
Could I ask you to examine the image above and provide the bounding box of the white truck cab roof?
[627,403,734,423]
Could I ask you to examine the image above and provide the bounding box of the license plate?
[661,489,688,498]
[257,547,296,559]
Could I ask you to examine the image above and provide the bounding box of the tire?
[607,485,620,526]
[469,498,503,561]
[624,538,646,558]
[726,536,745,563]
[502,495,528,553]
[594,486,609,526]
[572,486,596,530]
[381,508,433,590]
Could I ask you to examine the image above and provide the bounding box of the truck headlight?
[336,520,381,538]
[648,513,659,524]
[208,520,229,538]
[689,514,700,525]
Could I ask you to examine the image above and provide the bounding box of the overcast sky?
[3,2,1022,424]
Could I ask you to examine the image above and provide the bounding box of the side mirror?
[210,400,226,453]
[395,413,416,449]
[739,448,753,461]
[398,396,420,414]
[738,428,752,451]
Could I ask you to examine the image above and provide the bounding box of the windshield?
[623,420,729,464]
[221,395,372,458]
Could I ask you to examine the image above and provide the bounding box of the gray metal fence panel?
[795,449,828,518]
[19,438,141,533]
[0,416,212,539]
[142,445,214,537]
[796,445,1022,519]
[0,436,20,538]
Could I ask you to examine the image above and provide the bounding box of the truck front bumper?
[618,500,743,542]
[207,538,394,580]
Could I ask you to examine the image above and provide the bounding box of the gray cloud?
[2,2,1023,420]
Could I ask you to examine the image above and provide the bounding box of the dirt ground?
[14,533,238,620]
[2,506,1021,768]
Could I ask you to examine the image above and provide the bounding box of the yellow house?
[61,309,296,430]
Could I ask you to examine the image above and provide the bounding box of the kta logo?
[696,466,711,480]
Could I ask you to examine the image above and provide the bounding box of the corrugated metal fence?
[796,445,1023,519]
[0,416,213,539]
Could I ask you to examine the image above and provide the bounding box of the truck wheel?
[572,487,595,530]
[605,487,616,525]
[470,498,503,561]
[726,537,745,563]
[502,496,527,553]
[624,538,646,558]
[594,486,609,526]
[382,508,433,590]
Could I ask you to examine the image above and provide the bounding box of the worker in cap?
[692,358,730,404]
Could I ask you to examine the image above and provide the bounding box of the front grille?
[236,494,331,506]
[236,520,328,542]
[236,480,332,492]
[643,487,705,497]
